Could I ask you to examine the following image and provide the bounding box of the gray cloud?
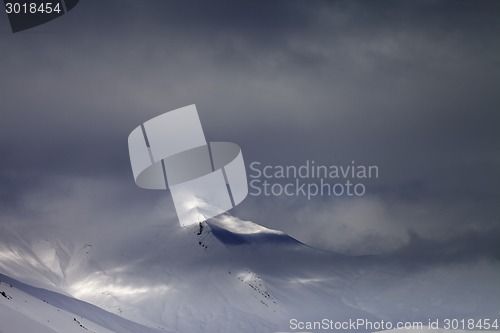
[1,0,499,259]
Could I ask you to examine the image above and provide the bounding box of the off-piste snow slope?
[1,214,499,332]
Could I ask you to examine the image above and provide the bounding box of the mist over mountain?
[1,214,498,332]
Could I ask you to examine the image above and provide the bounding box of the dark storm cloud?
[0,0,499,257]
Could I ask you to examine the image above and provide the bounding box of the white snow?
[1,214,499,332]
[0,278,165,333]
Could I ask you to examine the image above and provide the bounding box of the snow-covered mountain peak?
[209,215,284,235]
[1,212,499,332]
[205,214,301,246]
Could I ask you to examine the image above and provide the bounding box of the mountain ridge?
[1,214,499,332]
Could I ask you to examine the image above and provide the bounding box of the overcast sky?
[0,0,499,259]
